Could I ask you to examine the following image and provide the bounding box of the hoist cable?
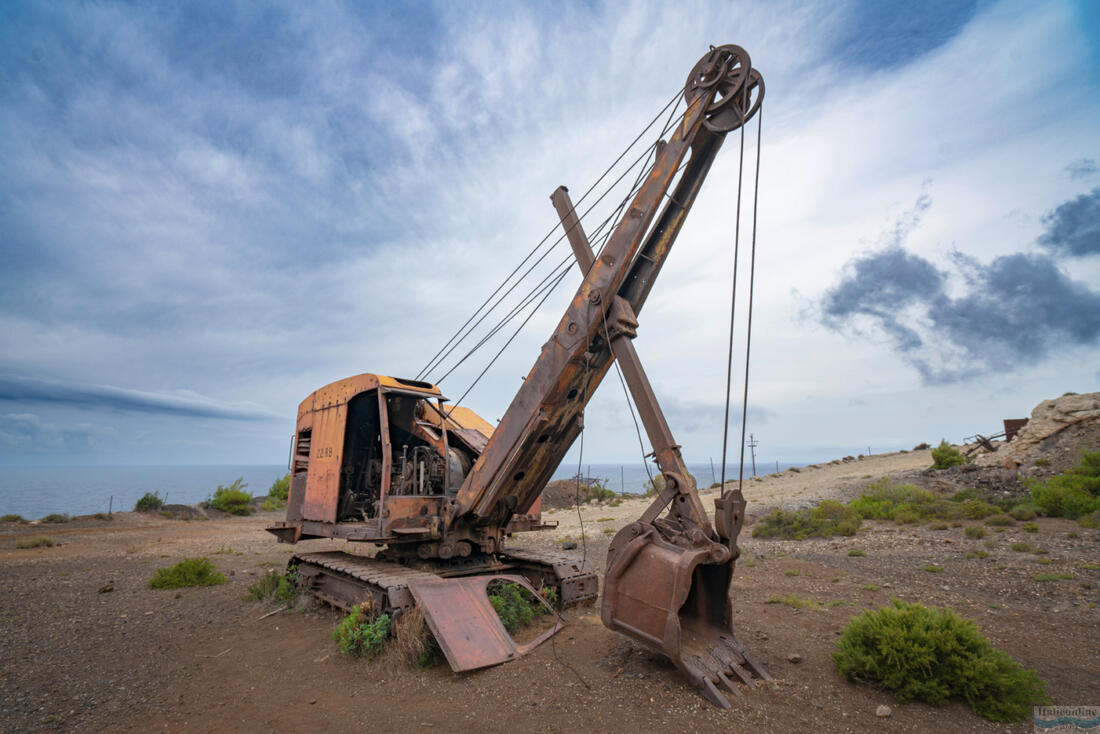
[416,90,682,381]
[737,106,763,492]
[718,117,747,496]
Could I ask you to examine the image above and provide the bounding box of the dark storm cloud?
[1038,186,1100,257]
[0,375,276,421]
[821,248,1100,382]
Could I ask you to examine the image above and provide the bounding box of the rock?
[975,391,1100,468]
[561,541,578,550]
[97,583,113,594]
[875,704,892,718]
[787,653,802,664]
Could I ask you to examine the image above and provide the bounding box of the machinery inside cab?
[274,374,503,542]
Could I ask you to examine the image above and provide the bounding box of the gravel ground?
[1,451,1098,733]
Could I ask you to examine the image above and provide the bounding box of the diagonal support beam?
[550,186,712,532]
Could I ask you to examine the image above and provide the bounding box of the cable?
[718,110,748,496]
[737,105,763,493]
[416,90,682,381]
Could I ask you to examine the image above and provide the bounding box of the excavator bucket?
[601,517,770,709]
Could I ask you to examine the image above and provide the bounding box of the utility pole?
[747,434,759,477]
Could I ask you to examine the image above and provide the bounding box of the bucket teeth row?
[685,634,770,710]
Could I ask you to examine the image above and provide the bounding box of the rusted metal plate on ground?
[407,574,561,673]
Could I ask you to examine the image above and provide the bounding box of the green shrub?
[847,549,866,557]
[134,492,164,512]
[1008,504,1038,521]
[951,488,981,502]
[208,478,253,515]
[586,478,617,503]
[148,557,227,589]
[984,514,1015,527]
[246,568,299,604]
[1033,459,1050,468]
[1033,573,1072,582]
[958,499,1000,519]
[260,498,281,512]
[922,564,945,573]
[17,535,56,549]
[913,442,931,451]
[833,600,1048,721]
[40,513,70,524]
[267,473,290,501]
[1,514,27,523]
[929,522,949,530]
[931,440,966,469]
[487,582,551,632]
[93,512,112,521]
[964,525,986,539]
[333,605,391,657]
[965,550,989,559]
[1010,542,1031,553]
[1029,451,1100,519]
[1079,511,1100,529]
[1023,522,1039,533]
[752,500,862,540]
[643,474,665,498]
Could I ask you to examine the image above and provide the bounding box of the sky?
[1,0,1098,469]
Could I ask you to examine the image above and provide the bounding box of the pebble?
[787,653,802,664]
[875,704,892,718]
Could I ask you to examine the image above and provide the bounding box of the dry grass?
[380,606,436,670]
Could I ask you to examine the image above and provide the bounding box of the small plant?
[208,478,253,515]
[983,539,996,549]
[1032,573,1073,582]
[643,474,666,498]
[753,500,861,540]
[260,498,281,512]
[1009,505,1039,521]
[246,568,299,605]
[1033,459,1050,468]
[784,569,800,577]
[860,583,878,591]
[16,535,56,549]
[1037,557,1052,565]
[765,594,820,610]
[929,522,948,530]
[1079,563,1099,571]
[1029,450,1100,519]
[267,473,290,502]
[487,582,551,632]
[39,513,70,524]
[1010,542,1031,553]
[913,442,931,451]
[1023,522,1039,533]
[833,600,1048,721]
[148,557,227,589]
[921,564,945,573]
[93,512,112,521]
[984,514,1015,527]
[931,440,965,469]
[847,549,866,557]
[1,514,27,523]
[333,604,391,658]
[965,550,989,559]
[964,525,986,539]
[1077,510,1100,529]
[1067,531,1080,539]
[134,492,164,512]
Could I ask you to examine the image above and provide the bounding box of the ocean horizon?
[0,460,805,520]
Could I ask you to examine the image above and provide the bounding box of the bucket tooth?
[701,676,731,710]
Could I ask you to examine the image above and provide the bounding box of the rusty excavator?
[267,44,767,708]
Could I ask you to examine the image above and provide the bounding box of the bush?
[1009,504,1038,521]
[208,478,253,515]
[913,442,931,451]
[267,474,290,501]
[134,492,164,512]
[1023,522,1039,533]
[833,600,1048,721]
[848,549,866,557]
[752,500,862,540]
[643,474,666,498]
[964,526,987,539]
[1029,451,1100,519]
[1078,511,1100,529]
[984,514,1015,527]
[333,604,391,658]
[245,568,298,605]
[17,535,56,549]
[148,557,227,589]
[1010,542,1031,552]
[931,440,965,469]
[488,581,551,632]
[1,514,27,523]
[40,513,70,524]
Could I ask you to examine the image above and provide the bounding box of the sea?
[0,461,803,521]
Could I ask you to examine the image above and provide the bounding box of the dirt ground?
[2,450,1098,733]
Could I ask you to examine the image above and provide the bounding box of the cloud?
[819,194,1100,381]
[1065,158,1097,179]
[1038,186,1100,257]
[0,413,117,451]
[0,375,277,420]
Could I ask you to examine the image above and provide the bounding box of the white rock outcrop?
[975,392,1100,467]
